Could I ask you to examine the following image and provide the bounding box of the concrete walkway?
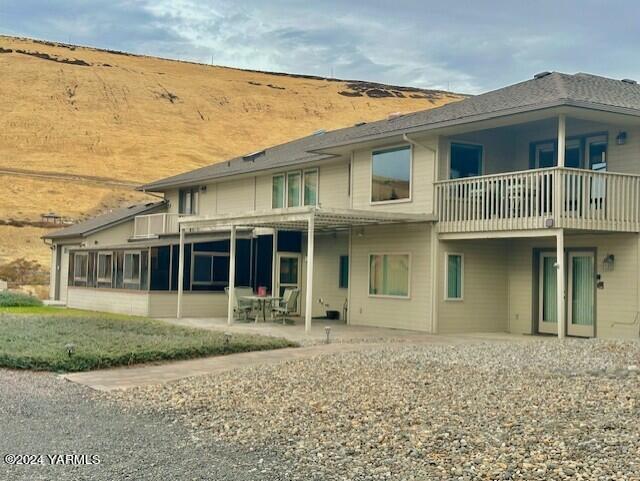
[62,327,535,391]
[62,342,388,391]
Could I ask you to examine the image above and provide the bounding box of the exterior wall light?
[616,131,627,145]
[603,254,615,272]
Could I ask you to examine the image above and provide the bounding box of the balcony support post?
[555,229,566,339]
[177,227,185,319]
[227,226,237,325]
[304,214,315,334]
[557,114,566,168]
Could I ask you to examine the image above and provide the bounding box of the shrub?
[0,291,43,307]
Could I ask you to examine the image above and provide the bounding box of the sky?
[1,0,639,94]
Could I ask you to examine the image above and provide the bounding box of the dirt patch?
[14,49,91,67]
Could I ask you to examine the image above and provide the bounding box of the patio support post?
[177,227,185,319]
[557,114,566,168]
[305,214,315,333]
[227,225,237,325]
[556,229,566,339]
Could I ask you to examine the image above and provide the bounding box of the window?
[179,187,199,215]
[97,252,113,282]
[74,253,88,281]
[369,254,410,298]
[450,143,483,179]
[303,169,318,206]
[445,253,463,300]
[371,145,411,203]
[287,171,301,207]
[192,252,229,285]
[339,255,349,289]
[123,252,141,284]
[272,174,285,208]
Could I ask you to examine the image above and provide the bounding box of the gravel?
[0,370,288,480]
[111,338,640,480]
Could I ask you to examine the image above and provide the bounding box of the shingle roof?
[141,72,640,191]
[43,201,166,240]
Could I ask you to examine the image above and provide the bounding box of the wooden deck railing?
[435,167,640,233]
[133,213,182,238]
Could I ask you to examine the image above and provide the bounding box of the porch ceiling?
[179,207,435,232]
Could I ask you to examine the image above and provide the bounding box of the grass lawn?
[0,306,297,372]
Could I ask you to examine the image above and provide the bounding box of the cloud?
[2,0,640,94]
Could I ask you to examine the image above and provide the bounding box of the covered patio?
[176,207,433,332]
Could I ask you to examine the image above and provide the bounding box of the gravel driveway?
[111,339,640,481]
[0,370,287,481]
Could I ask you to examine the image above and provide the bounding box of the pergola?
[176,207,434,332]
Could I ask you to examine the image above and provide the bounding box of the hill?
[0,35,464,275]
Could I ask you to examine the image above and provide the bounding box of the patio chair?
[271,288,299,325]
[225,286,255,321]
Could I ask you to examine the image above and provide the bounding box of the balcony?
[435,167,640,234]
[133,213,183,238]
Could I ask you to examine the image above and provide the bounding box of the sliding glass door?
[538,253,558,334]
[567,252,595,337]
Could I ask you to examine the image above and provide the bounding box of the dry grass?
[0,35,464,269]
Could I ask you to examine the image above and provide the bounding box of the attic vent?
[312,129,326,136]
[534,71,552,79]
[621,78,637,85]
[242,150,265,162]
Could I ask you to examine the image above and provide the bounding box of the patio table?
[240,295,282,323]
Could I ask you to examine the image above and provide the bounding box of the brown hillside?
[0,35,464,270]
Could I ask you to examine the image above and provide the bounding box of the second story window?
[371,145,411,203]
[272,169,319,209]
[178,187,199,215]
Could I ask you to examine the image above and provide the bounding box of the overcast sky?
[1,0,638,94]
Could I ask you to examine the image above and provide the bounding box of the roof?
[43,201,166,240]
[141,72,640,191]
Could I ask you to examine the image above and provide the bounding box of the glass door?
[538,253,558,334]
[276,253,301,312]
[567,252,595,337]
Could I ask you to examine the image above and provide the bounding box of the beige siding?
[300,232,349,318]
[437,239,509,333]
[349,223,432,331]
[318,161,349,209]
[85,220,135,245]
[216,178,256,214]
[67,287,149,316]
[351,141,436,214]
[148,292,227,318]
[506,233,640,339]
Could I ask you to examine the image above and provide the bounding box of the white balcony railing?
[133,213,183,238]
[435,167,640,233]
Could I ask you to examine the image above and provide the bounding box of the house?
[44,72,640,338]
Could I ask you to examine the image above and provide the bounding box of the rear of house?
[44,72,640,339]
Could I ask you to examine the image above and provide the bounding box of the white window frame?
[97,251,113,283]
[271,168,320,209]
[271,173,286,209]
[448,141,484,179]
[303,168,319,207]
[190,251,230,286]
[444,252,464,301]
[74,252,89,282]
[367,252,411,299]
[286,170,302,207]
[370,143,413,205]
[123,251,142,285]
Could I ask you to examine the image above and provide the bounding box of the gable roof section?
[141,72,640,191]
[43,201,166,240]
